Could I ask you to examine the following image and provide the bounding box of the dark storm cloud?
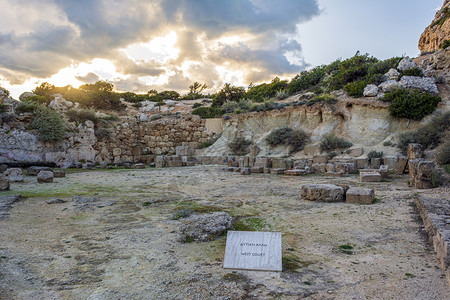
[0,0,320,89]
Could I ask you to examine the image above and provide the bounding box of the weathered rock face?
[418,0,450,53]
[415,48,450,82]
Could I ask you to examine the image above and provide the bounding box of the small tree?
[188,82,207,98]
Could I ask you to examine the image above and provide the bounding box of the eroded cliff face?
[202,99,432,157]
[418,0,450,53]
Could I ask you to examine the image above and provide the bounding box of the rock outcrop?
[418,0,450,53]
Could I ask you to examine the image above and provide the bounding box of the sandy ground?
[0,166,449,299]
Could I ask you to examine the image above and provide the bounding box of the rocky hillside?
[419,0,450,53]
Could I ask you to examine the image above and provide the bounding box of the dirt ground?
[0,165,449,299]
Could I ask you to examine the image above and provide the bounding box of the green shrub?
[100,114,119,121]
[307,94,337,106]
[228,137,252,155]
[25,95,51,105]
[150,114,163,121]
[213,84,245,106]
[383,140,394,147]
[287,66,327,94]
[191,106,223,118]
[94,127,111,140]
[67,109,98,123]
[246,77,288,102]
[16,100,42,114]
[344,80,367,97]
[192,102,203,108]
[432,6,449,27]
[397,112,450,150]
[221,101,239,113]
[367,57,402,75]
[266,127,309,153]
[436,139,450,164]
[381,89,441,120]
[320,134,353,151]
[442,39,450,49]
[400,67,423,78]
[367,150,384,160]
[0,104,7,113]
[28,106,65,142]
[275,89,289,100]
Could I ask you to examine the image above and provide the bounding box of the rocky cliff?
[418,0,450,53]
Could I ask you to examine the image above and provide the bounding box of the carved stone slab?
[223,231,282,271]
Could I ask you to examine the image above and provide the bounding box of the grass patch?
[338,244,354,255]
[232,217,269,231]
[223,273,248,283]
[174,201,222,214]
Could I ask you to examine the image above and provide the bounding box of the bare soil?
[0,166,449,299]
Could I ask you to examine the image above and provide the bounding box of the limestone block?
[240,168,250,175]
[0,175,10,190]
[396,156,408,175]
[370,158,381,169]
[360,172,382,182]
[300,184,344,202]
[349,148,364,157]
[113,148,122,156]
[326,163,335,173]
[407,143,423,160]
[313,155,328,164]
[53,170,66,178]
[355,158,369,169]
[312,163,327,174]
[379,165,389,178]
[27,166,52,176]
[4,168,24,182]
[254,157,271,168]
[272,158,288,169]
[363,84,378,97]
[201,156,213,165]
[37,171,54,183]
[238,157,250,168]
[383,156,398,170]
[346,188,375,204]
[285,169,306,176]
[263,167,271,174]
[250,167,264,173]
[132,163,145,169]
[155,156,166,168]
[167,159,183,168]
[415,161,436,189]
[335,163,356,174]
[270,168,286,175]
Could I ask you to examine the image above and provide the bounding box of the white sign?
[223,231,282,271]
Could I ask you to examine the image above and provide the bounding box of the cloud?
[75,72,100,84]
[0,0,320,93]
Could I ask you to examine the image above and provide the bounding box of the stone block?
[379,165,389,178]
[167,160,183,168]
[132,163,145,169]
[346,188,375,204]
[285,169,306,176]
[313,155,328,164]
[27,166,52,176]
[360,172,382,182]
[53,170,66,178]
[300,184,344,202]
[238,157,250,168]
[250,167,264,173]
[37,171,54,183]
[212,156,227,165]
[349,148,363,157]
[370,158,381,169]
[414,160,436,189]
[355,158,369,169]
[4,168,24,182]
[326,163,335,173]
[312,163,326,174]
[254,157,271,168]
[270,168,286,175]
[335,163,356,174]
[201,156,213,165]
[383,156,398,170]
[272,159,288,169]
[155,156,166,168]
[263,167,271,174]
[407,143,423,160]
[176,145,194,157]
[396,156,408,175]
[227,156,238,167]
[293,159,309,170]
[0,175,10,190]
[240,168,250,175]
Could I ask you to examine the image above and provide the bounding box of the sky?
[0,0,444,99]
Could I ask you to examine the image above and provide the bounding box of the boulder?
[385,68,400,80]
[397,57,419,71]
[53,170,66,178]
[407,143,423,160]
[132,163,145,169]
[270,168,286,175]
[165,100,177,107]
[48,95,74,113]
[178,212,233,242]
[139,113,148,122]
[240,167,250,175]
[19,92,36,101]
[37,171,54,183]
[360,172,382,182]
[0,175,10,191]
[4,168,24,182]
[346,188,375,204]
[139,101,157,112]
[379,80,401,93]
[363,84,379,97]
[349,148,364,157]
[399,76,438,94]
[300,184,344,202]
[27,166,52,176]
